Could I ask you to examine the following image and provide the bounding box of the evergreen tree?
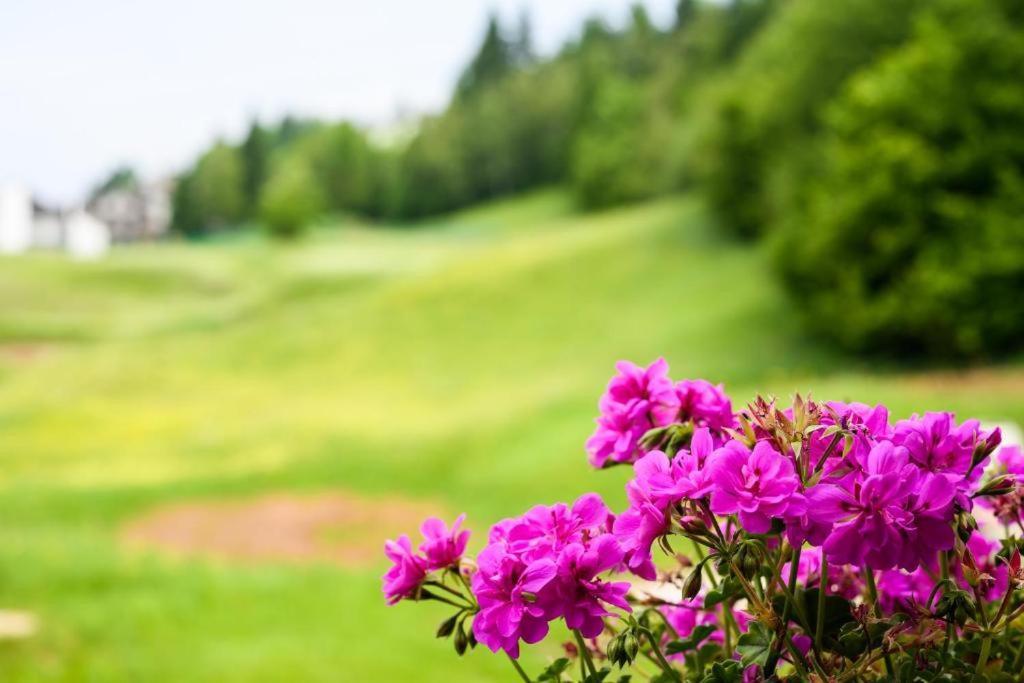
[675,0,697,30]
[240,119,269,217]
[511,10,535,67]
[455,15,514,101]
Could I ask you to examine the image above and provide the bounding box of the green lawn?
[0,190,1021,681]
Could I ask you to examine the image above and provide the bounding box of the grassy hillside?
[0,190,1022,681]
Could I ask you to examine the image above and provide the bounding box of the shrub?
[775,0,1024,359]
[697,0,924,239]
[258,158,323,239]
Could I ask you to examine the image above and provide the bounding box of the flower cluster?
[586,358,735,468]
[383,514,469,605]
[385,359,1024,682]
[473,494,631,657]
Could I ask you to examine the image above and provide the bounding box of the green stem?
[766,544,801,676]
[573,630,597,678]
[972,583,992,674]
[816,558,828,654]
[642,628,681,682]
[506,654,531,683]
[939,551,954,654]
[863,567,894,679]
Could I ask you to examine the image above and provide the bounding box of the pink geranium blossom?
[419,514,470,571]
[471,543,558,658]
[614,429,716,579]
[706,440,801,533]
[382,535,428,605]
[822,441,956,571]
[544,535,632,638]
[675,379,736,434]
[586,358,680,468]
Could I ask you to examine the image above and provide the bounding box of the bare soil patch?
[121,491,445,568]
[899,366,1024,395]
[0,342,54,365]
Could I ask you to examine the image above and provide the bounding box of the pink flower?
[471,543,558,658]
[675,379,736,434]
[706,440,801,533]
[614,430,715,579]
[893,412,994,509]
[876,567,935,613]
[781,546,863,600]
[418,514,470,571]
[502,493,612,562]
[544,535,632,637]
[998,445,1024,475]
[382,535,428,605]
[586,359,680,468]
[822,441,956,571]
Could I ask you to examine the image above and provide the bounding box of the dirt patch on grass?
[121,491,445,568]
[0,342,55,364]
[899,366,1024,395]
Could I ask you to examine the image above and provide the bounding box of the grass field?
[0,190,1023,681]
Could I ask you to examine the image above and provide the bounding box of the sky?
[0,0,675,205]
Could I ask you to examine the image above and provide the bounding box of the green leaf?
[736,622,772,667]
[665,624,717,654]
[536,657,571,681]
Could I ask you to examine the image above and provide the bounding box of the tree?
[240,119,269,217]
[259,156,324,239]
[775,0,1024,358]
[89,166,139,202]
[674,0,697,31]
[171,142,245,235]
[455,15,514,101]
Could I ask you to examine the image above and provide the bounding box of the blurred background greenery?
[1,0,1024,680]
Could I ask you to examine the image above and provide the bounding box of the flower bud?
[961,548,980,587]
[623,633,640,662]
[682,565,703,600]
[678,515,709,537]
[453,623,469,655]
[606,635,624,666]
[975,474,1017,498]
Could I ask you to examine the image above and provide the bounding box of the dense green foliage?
[775,0,1024,358]
[6,191,1024,680]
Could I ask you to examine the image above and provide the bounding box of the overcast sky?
[0,0,675,204]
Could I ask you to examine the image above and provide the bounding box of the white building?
[64,210,111,259]
[0,183,112,259]
[0,185,33,254]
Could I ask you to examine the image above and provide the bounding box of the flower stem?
[939,551,954,654]
[972,583,992,674]
[765,544,801,677]
[573,630,597,678]
[815,558,828,654]
[506,653,531,683]
[862,566,894,679]
[642,627,681,682]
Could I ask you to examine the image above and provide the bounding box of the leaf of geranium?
[770,589,855,645]
[704,577,742,608]
[665,624,717,655]
[536,657,570,681]
[582,667,611,683]
[698,660,743,683]
[736,622,772,667]
[801,589,856,642]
